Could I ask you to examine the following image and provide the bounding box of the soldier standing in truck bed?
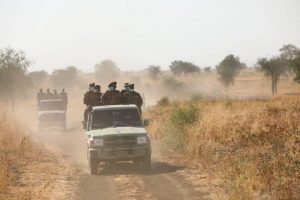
[102,81,122,105]
[91,85,103,106]
[60,88,68,110]
[83,83,95,122]
[37,88,45,105]
[123,84,143,114]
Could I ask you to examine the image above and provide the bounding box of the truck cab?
[38,99,66,131]
[84,104,151,174]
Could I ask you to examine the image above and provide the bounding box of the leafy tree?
[257,57,287,95]
[279,44,299,60]
[0,47,32,110]
[146,65,161,79]
[94,59,120,84]
[28,70,48,86]
[216,54,243,97]
[290,52,300,83]
[169,60,200,76]
[50,66,78,89]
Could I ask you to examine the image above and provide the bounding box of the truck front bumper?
[89,145,151,162]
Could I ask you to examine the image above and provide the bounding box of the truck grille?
[103,136,137,147]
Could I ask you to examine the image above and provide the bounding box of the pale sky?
[1,0,300,72]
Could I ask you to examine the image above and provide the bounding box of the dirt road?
[31,119,216,200]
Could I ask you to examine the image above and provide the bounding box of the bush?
[157,97,170,106]
[170,104,199,128]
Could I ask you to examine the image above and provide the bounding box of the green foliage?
[170,104,199,128]
[50,66,78,89]
[157,96,170,106]
[257,57,287,94]
[291,53,300,83]
[216,54,243,89]
[94,59,120,84]
[146,65,161,79]
[0,47,32,110]
[169,60,200,76]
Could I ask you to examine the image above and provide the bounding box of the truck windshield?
[39,100,64,111]
[92,109,141,129]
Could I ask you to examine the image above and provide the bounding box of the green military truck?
[83,104,151,174]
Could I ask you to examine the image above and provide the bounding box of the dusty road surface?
[30,118,219,200]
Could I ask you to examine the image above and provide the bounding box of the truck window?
[39,100,64,111]
[92,109,141,129]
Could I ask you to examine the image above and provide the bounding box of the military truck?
[83,104,151,174]
[38,99,66,131]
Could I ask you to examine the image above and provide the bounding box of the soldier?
[60,88,68,110]
[45,88,53,99]
[83,83,95,122]
[37,88,45,105]
[102,81,122,105]
[123,84,143,114]
[53,89,60,99]
[121,83,130,95]
[91,85,103,106]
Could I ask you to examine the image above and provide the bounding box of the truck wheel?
[89,156,98,175]
[142,155,151,172]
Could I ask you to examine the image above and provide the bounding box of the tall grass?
[0,112,33,198]
[147,96,300,199]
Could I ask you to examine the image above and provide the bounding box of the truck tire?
[89,156,98,175]
[142,155,151,172]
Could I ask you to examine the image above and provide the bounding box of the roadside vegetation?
[0,110,70,200]
[146,96,300,199]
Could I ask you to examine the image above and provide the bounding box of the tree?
[169,60,200,76]
[216,54,243,97]
[50,66,78,89]
[257,57,287,95]
[0,47,32,110]
[146,65,161,79]
[290,52,300,83]
[94,60,120,84]
[279,44,299,60]
[28,70,48,86]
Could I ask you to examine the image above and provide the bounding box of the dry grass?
[146,95,300,199]
[0,110,76,200]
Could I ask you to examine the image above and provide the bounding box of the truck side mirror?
[82,121,87,130]
[143,119,149,126]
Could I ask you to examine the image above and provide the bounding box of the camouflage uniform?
[123,90,143,114]
[83,91,95,121]
[102,90,122,105]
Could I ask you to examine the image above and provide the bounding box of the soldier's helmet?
[129,84,135,90]
[89,83,95,91]
[108,81,117,88]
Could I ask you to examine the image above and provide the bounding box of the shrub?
[170,104,199,128]
[157,97,170,106]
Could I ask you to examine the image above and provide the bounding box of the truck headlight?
[90,139,104,147]
[137,136,148,144]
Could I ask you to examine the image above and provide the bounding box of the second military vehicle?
[38,99,66,131]
[83,104,151,174]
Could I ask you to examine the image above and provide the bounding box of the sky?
[1,0,300,72]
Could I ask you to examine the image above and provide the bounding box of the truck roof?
[92,104,138,111]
